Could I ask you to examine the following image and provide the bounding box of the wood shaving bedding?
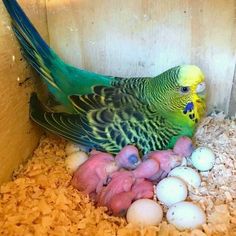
[0,115,235,236]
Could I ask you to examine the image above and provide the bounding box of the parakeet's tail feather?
[30,93,99,149]
[3,0,113,110]
[3,0,58,89]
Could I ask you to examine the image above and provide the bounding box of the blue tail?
[3,0,112,111]
[3,0,57,88]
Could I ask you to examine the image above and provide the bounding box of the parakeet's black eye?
[180,86,190,93]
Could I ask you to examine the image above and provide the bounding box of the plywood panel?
[46,0,192,76]
[229,65,236,117]
[0,0,49,183]
[46,0,236,114]
[190,0,236,113]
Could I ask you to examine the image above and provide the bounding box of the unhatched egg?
[65,142,81,156]
[65,151,88,173]
[126,199,163,226]
[156,177,187,207]
[166,201,206,230]
[190,147,215,171]
[168,167,201,188]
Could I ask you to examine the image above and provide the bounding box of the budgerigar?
[3,0,206,155]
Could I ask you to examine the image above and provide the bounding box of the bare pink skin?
[109,191,135,216]
[173,136,194,157]
[72,145,141,195]
[115,145,141,170]
[144,150,183,182]
[131,178,154,200]
[96,170,135,206]
[132,159,160,179]
[145,150,175,172]
[71,152,117,195]
[106,178,154,216]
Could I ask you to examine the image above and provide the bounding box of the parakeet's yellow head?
[149,65,206,126]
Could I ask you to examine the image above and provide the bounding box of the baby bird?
[131,178,154,200]
[71,145,140,195]
[173,136,193,157]
[97,170,135,207]
[132,158,160,179]
[115,145,141,170]
[108,178,154,216]
[109,191,134,216]
[143,136,193,181]
[71,152,116,195]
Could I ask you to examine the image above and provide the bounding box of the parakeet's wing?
[30,86,181,154]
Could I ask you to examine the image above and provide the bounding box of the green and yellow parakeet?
[3,0,206,155]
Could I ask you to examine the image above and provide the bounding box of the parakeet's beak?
[196,82,206,99]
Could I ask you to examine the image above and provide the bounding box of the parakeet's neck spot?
[183,102,199,123]
[189,113,195,119]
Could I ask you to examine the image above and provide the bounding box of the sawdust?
[0,115,235,235]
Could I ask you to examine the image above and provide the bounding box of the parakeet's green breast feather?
[3,0,206,155]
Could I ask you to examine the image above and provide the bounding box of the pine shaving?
[0,115,235,235]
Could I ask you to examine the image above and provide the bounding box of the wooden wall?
[46,0,236,115]
[0,0,48,183]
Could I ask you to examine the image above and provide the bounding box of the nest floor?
[0,115,236,236]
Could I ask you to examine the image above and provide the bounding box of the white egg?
[156,177,187,207]
[65,151,88,173]
[168,167,201,188]
[167,201,206,230]
[126,199,163,226]
[65,142,81,156]
[191,147,215,171]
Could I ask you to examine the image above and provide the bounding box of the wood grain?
[0,0,49,183]
[46,0,236,114]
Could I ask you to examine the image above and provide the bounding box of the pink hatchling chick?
[71,152,116,195]
[109,178,154,216]
[132,159,160,179]
[109,191,135,216]
[173,136,194,157]
[131,178,154,200]
[115,145,141,170]
[145,150,176,172]
[97,170,135,206]
[145,150,183,181]
[72,145,141,195]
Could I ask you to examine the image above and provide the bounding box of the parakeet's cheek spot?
[183,102,194,114]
